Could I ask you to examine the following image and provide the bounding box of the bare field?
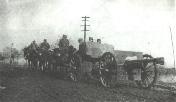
[0,65,176,102]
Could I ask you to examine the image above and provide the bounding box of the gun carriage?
[69,41,164,88]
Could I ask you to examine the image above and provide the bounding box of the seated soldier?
[97,39,101,44]
[89,37,93,42]
[30,40,38,52]
[58,34,69,53]
[40,39,50,51]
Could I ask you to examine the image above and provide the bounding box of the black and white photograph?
[0,0,176,102]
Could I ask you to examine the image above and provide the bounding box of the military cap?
[78,38,83,43]
[89,37,93,42]
[97,39,101,43]
[63,34,67,38]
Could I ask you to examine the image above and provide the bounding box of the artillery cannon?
[124,55,164,88]
[69,41,164,88]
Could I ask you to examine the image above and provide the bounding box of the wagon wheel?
[99,52,117,87]
[69,54,81,81]
[139,54,157,89]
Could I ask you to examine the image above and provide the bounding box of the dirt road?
[0,65,176,102]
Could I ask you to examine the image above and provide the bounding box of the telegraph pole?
[148,42,152,56]
[81,16,90,42]
[169,26,175,69]
[10,43,13,65]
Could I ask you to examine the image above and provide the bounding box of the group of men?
[29,34,102,52]
[78,37,101,45]
[89,37,101,44]
[29,35,70,52]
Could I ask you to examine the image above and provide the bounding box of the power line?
[81,16,90,42]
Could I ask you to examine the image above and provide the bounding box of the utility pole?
[10,43,13,65]
[148,42,151,55]
[81,16,90,42]
[169,26,175,69]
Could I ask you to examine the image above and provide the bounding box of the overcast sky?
[0,0,176,67]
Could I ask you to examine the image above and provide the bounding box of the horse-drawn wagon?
[69,41,164,88]
[23,39,165,88]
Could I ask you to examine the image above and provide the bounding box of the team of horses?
[23,45,76,72]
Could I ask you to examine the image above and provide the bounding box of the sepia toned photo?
[0,0,176,102]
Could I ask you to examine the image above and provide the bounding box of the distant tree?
[0,54,5,60]
[3,47,11,53]
[12,48,20,58]
[2,47,19,58]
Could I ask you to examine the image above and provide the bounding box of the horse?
[29,49,40,70]
[48,45,76,72]
[37,48,50,71]
[23,47,31,67]
[23,46,39,70]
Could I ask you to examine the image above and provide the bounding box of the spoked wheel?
[99,52,117,87]
[69,54,81,81]
[139,54,157,89]
[99,69,111,87]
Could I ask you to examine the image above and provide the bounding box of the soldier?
[58,34,69,50]
[78,38,84,45]
[89,37,93,42]
[78,38,86,57]
[30,40,38,52]
[39,39,50,51]
[97,39,101,44]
